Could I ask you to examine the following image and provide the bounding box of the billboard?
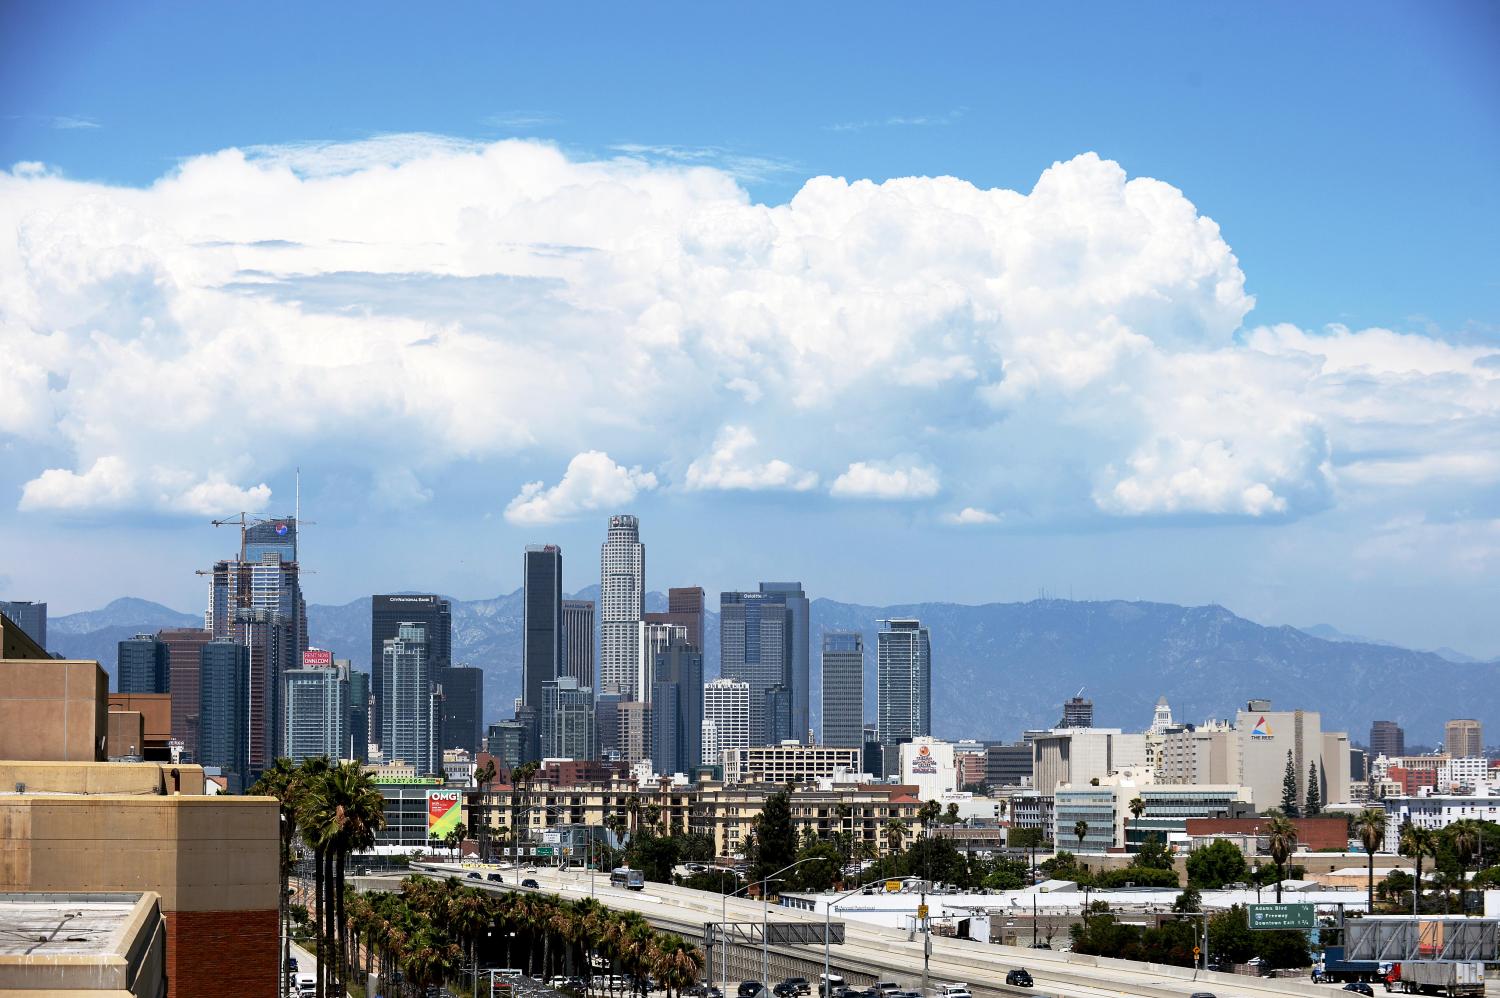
[427,790,463,839]
[303,649,334,667]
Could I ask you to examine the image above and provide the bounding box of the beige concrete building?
[693,784,920,858]
[1445,719,1484,758]
[1031,729,1147,794]
[1233,700,1350,811]
[0,891,166,997]
[1159,723,1240,785]
[723,743,861,786]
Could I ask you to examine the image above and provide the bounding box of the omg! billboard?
[427,789,463,838]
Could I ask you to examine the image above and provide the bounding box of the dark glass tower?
[522,546,563,708]
[719,590,791,746]
[117,633,171,694]
[820,632,864,749]
[651,633,703,775]
[438,664,484,755]
[759,582,809,742]
[371,594,451,748]
[199,637,249,792]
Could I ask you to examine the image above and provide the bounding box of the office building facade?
[198,637,250,792]
[876,618,931,775]
[541,676,596,761]
[651,631,703,776]
[644,586,706,657]
[370,594,451,748]
[381,622,434,774]
[719,590,791,746]
[283,663,350,763]
[523,545,563,708]
[1369,720,1405,759]
[820,631,864,749]
[1445,719,1484,759]
[0,600,46,649]
[985,741,1034,788]
[158,627,210,761]
[117,633,170,695]
[1061,695,1094,728]
[759,582,809,742]
[599,515,645,697]
[561,599,595,690]
[703,677,750,764]
[437,664,483,755]
[348,668,370,762]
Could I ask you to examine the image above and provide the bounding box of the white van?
[936,985,971,998]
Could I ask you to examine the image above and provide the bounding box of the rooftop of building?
[0,892,149,957]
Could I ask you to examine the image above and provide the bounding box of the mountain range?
[44,594,1496,746]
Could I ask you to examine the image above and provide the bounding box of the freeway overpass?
[366,864,1341,998]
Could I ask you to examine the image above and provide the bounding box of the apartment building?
[722,742,862,785]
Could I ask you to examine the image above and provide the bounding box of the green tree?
[1353,807,1388,912]
[1280,750,1300,818]
[1208,905,1255,964]
[1186,839,1249,889]
[944,802,961,825]
[1127,797,1146,852]
[1131,832,1174,870]
[884,817,908,855]
[981,858,1028,891]
[918,799,942,829]
[1094,865,1178,888]
[624,830,679,883]
[1449,819,1482,914]
[1074,819,1089,851]
[1172,887,1202,913]
[1266,815,1298,903]
[1399,822,1436,913]
[747,790,798,888]
[791,840,843,891]
[1305,761,1322,816]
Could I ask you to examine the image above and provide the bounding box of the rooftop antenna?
[294,467,300,563]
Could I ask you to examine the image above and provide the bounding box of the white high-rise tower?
[599,514,645,697]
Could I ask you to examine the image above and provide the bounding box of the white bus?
[610,867,645,890]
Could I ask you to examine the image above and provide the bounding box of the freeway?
[398,864,1340,998]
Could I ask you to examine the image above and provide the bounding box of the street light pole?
[718,857,824,989]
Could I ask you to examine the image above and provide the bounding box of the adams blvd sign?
[1248,903,1317,931]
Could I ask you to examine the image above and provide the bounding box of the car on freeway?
[488,872,504,882]
[1341,985,1375,996]
[549,977,569,988]
[775,978,811,997]
[521,878,541,889]
[936,986,971,998]
[872,983,900,996]
[738,982,766,998]
[467,871,482,880]
[1004,968,1034,988]
[1187,993,1217,998]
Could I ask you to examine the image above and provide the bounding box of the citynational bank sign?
[386,595,437,604]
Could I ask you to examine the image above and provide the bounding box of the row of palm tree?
[343,876,704,997]
[252,756,387,998]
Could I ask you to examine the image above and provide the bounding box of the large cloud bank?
[1,137,1495,526]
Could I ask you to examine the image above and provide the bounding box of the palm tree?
[1450,819,1482,914]
[1399,822,1436,914]
[651,933,704,998]
[292,756,333,998]
[884,817,908,855]
[1074,820,1088,853]
[300,760,387,993]
[1266,815,1299,904]
[250,757,301,989]
[1353,808,1388,912]
[1127,797,1145,853]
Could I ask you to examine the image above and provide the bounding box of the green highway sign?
[1248,903,1316,931]
[534,846,554,857]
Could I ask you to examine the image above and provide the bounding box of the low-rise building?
[1381,795,1500,852]
[723,742,861,786]
[1054,770,1252,852]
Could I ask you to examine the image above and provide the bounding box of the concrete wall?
[108,694,173,742]
[0,660,108,762]
[108,711,146,759]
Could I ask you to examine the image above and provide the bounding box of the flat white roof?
[0,893,145,957]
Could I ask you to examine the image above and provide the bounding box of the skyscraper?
[637,621,684,703]
[765,684,793,744]
[1061,694,1094,728]
[234,608,294,776]
[382,622,434,774]
[1369,720,1405,759]
[820,632,864,749]
[437,664,484,755]
[371,594,451,746]
[283,661,350,763]
[644,587,706,659]
[703,677,750,764]
[522,545,563,708]
[541,676,596,760]
[117,633,170,694]
[0,601,46,649]
[1445,719,1483,758]
[599,515,644,697]
[158,627,210,761]
[199,637,249,792]
[561,599,595,689]
[348,668,370,762]
[877,618,931,776]
[719,590,791,746]
[651,631,703,776]
[759,582,809,742]
[595,691,625,761]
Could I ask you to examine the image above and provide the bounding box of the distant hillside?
[46,593,1497,742]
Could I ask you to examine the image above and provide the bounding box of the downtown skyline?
[1,3,1497,659]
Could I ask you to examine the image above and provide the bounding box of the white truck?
[1389,961,1484,996]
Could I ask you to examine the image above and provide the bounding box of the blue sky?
[1,2,1497,656]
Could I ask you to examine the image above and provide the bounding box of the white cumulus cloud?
[504,451,657,525]
[944,506,1002,525]
[684,426,818,492]
[830,461,941,500]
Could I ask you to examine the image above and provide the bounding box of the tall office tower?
[541,676,596,760]
[158,627,210,761]
[759,582,809,743]
[370,594,451,747]
[486,720,526,771]
[595,691,625,760]
[561,599,596,689]
[644,586,706,657]
[348,668,370,762]
[1060,694,1094,728]
[616,701,652,765]
[283,661,350,763]
[382,622,434,774]
[703,677,750,762]
[198,637,249,792]
[117,633,170,694]
[437,665,484,755]
[514,705,542,765]
[651,631,703,775]
[599,514,645,697]
[637,621,685,703]
[820,632,865,749]
[719,590,791,746]
[1445,719,1484,758]
[234,609,293,776]
[862,724,883,779]
[1369,720,1405,759]
[0,601,46,649]
[522,545,563,708]
[765,685,794,744]
[877,618,931,776]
